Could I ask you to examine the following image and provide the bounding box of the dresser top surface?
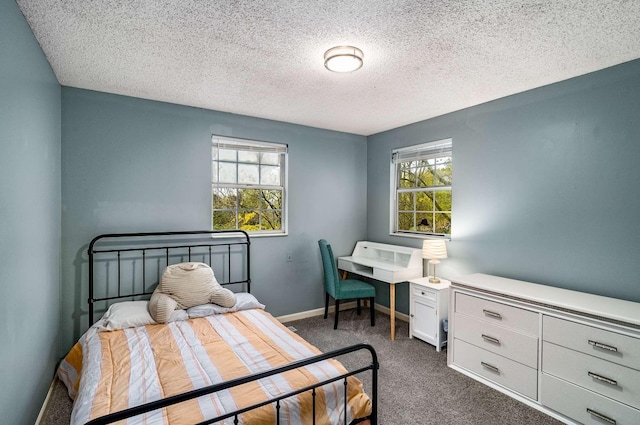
[452,273,640,327]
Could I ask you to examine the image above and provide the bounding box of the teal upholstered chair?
[318,239,376,329]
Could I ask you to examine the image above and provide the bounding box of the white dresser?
[448,273,640,425]
[408,277,450,352]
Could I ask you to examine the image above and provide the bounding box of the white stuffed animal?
[149,262,236,323]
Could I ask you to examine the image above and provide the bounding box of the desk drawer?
[453,339,538,400]
[542,373,640,424]
[454,312,538,368]
[543,341,640,409]
[373,267,393,282]
[455,293,539,336]
[543,316,640,370]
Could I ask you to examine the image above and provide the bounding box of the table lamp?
[422,239,448,283]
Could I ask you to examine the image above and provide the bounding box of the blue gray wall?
[0,0,62,423]
[55,58,640,348]
[368,59,640,313]
[61,88,367,348]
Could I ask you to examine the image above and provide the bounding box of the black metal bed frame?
[85,230,379,425]
[88,230,252,325]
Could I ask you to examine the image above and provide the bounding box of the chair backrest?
[318,239,340,297]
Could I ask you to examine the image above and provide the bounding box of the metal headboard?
[87,230,251,325]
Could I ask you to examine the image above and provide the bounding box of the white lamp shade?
[422,239,448,260]
[324,46,364,73]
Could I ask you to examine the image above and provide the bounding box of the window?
[390,138,452,237]
[212,136,288,235]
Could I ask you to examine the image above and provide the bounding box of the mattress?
[58,307,371,425]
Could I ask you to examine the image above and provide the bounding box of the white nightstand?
[408,277,450,352]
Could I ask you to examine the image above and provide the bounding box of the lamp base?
[428,276,441,284]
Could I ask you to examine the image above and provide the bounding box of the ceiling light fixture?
[324,46,364,73]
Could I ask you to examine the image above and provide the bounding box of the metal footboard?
[85,343,379,425]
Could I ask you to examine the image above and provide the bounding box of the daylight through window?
[212,136,288,235]
[391,138,452,237]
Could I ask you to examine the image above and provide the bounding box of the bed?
[57,230,378,425]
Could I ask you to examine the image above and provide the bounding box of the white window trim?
[212,135,288,236]
[389,138,452,239]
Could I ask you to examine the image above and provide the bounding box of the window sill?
[389,232,451,241]
[210,231,288,239]
[248,232,288,238]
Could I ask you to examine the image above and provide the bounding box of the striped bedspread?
[59,309,371,424]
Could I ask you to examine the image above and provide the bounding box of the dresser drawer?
[455,293,539,336]
[453,339,538,400]
[543,315,640,370]
[542,373,640,424]
[454,312,538,368]
[543,341,640,409]
[411,284,437,302]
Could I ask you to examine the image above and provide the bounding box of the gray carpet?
[289,310,561,425]
[40,310,561,424]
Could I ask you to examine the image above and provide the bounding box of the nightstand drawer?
[411,284,437,302]
[454,313,538,368]
[453,339,538,400]
[543,341,640,409]
[543,315,640,370]
[542,373,640,424]
[455,293,539,336]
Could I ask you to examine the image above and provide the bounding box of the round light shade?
[422,239,448,260]
[324,46,364,73]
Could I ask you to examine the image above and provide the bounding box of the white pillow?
[101,301,188,331]
[187,293,265,318]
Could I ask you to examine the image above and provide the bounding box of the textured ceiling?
[16,0,640,136]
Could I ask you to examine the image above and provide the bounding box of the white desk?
[338,241,423,340]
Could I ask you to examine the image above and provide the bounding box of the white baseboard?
[35,378,56,425]
[277,301,357,323]
[374,303,409,322]
[276,301,409,324]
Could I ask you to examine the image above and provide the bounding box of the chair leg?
[357,298,361,315]
[334,299,340,330]
[370,297,375,326]
[324,293,329,319]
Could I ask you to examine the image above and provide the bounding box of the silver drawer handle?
[586,408,616,425]
[482,309,502,319]
[588,372,618,386]
[588,340,618,352]
[480,361,500,373]
[481,334,501,345]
